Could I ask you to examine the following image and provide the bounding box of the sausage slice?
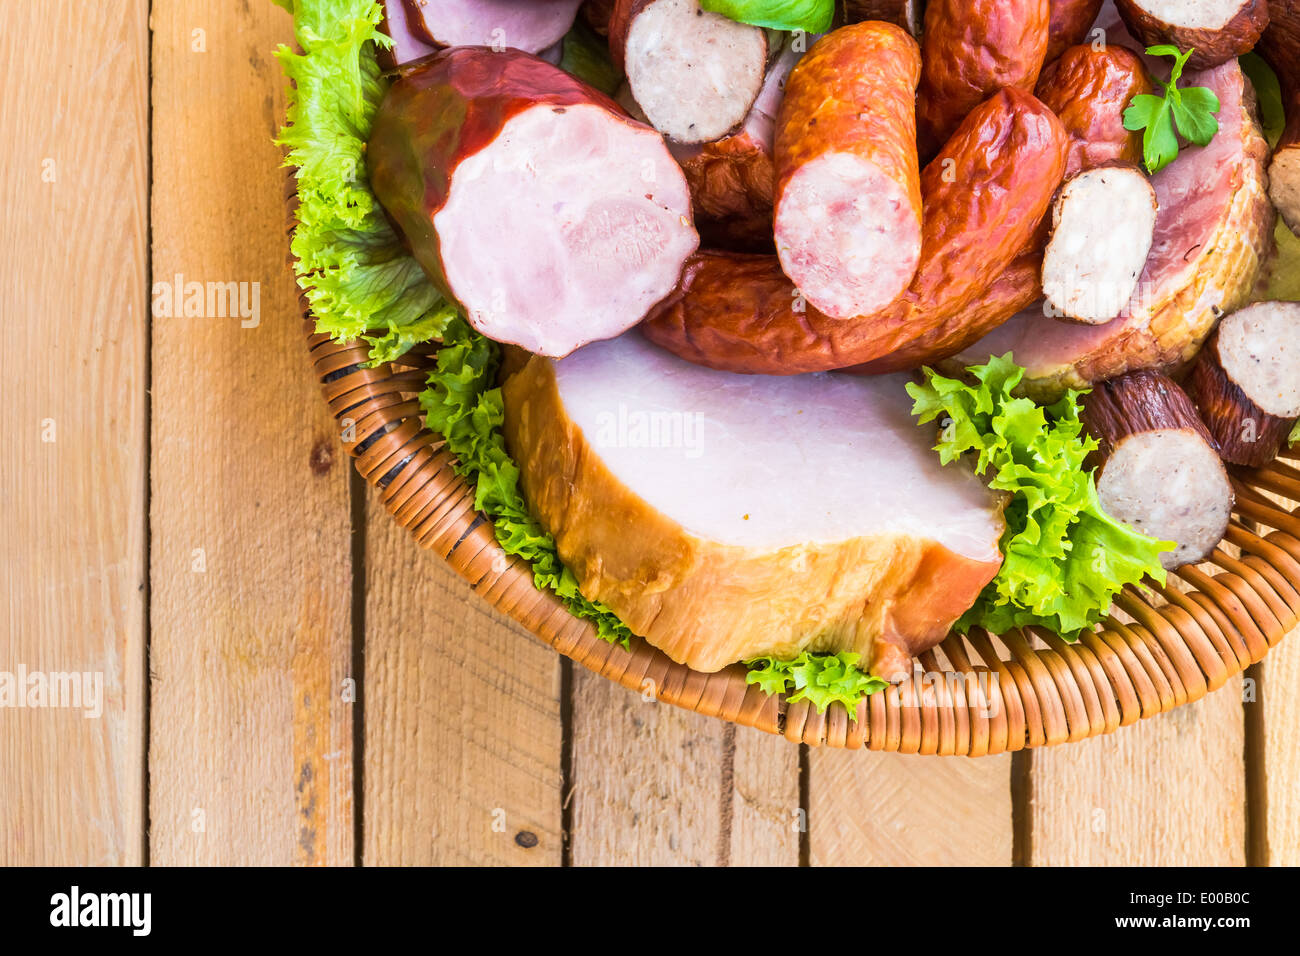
[610,0,769,144]
[773,23,924,319]
[1083,370,1232,569]
[1042,164,1158,324]
[401,0,584,54]
[1187,302,1300,467]
[1114,0,1270,69]
[367,48,698,357]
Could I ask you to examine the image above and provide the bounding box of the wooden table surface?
[2,0,1295,867]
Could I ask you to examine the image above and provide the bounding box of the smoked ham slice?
[367,48,698,357]
[501,332,1005,678]
[952,57,1274,399]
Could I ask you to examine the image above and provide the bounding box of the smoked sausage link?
[870,43,1156,370]
[773,22,924,319]
[916,0,1051,159]
[1045,0,1106,63]
[641,88,1069,375]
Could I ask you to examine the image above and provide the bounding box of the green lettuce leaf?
[744,652,888,716]
[275,0,455,363]
[700,0,832,33]
[908,355,1173,639]
[419,317,635,647]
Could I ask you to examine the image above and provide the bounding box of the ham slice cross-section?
[401,0,583,54]
[501,332,1006,678]
[367,48,698,357]
[952,56,1274,399]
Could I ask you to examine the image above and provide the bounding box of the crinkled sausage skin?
[1045,0,1106,63]
[773,22,924,319]
[916,0,1051,158]
[1037,44,1152,176]
[641,88,1068,375]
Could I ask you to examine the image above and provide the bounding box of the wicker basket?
[290,202,1300,755]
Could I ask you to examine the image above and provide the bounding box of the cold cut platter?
[278,0,1300,748]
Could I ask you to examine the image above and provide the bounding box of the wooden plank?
[809,750,1014,866]
[570,670,800,866]
[361,493,564,866]
[1261,633,1300,864]
[1030,679,1245,865]
[0,0,149,866]
[148,0,355,865]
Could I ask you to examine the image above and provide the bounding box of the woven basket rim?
[288,187,1300,754]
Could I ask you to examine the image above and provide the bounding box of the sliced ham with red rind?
[951,57,1275,400]
[609,0,768,145]
[500,332,1005,678]
[366,48,698,358]
[376,0,438,70]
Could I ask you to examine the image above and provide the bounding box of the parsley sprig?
[1123,45,1221,174]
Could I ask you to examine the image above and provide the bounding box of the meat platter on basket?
[278,0,1300,752]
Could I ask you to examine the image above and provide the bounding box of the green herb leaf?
[1172,85,1220,146]
[1290,418,1300,446]
[699,0,832,33]
[744,652,888,717]
[1122,46,1221,174]
[908,355,1173,639]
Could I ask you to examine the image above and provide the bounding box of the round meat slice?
[367,48,699,357]
[1114,0,1270,69]
[402,0,583,54]
[1187,302,1300,467]
[610,0,769,144]
[772,22,924,319]
[1083,370,1233,570]
[1042,164,1158,324]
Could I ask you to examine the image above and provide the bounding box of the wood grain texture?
[1030,678,1245,865]
[809,750,1014,865]
[570,670,799,866]
[0,0,149,866]
[148,0,355,865]
[361,491,564,866]
[1262,638,1299,865]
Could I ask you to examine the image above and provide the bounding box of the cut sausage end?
[1097,429,1232,569]
[775,153,923,318]
[432,103,698,356]
[1187,302,1300,467]
[1115,0,1269,67]
[1123,0,1257,29]
[1083,369,1232,569]
[621,0,768,144]
[1042,164,1157,324]
[403,0,584,53]
[1216,302,1300,418]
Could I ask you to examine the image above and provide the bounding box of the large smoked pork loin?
[952,56,1274,399]
[502,333,1006,678]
